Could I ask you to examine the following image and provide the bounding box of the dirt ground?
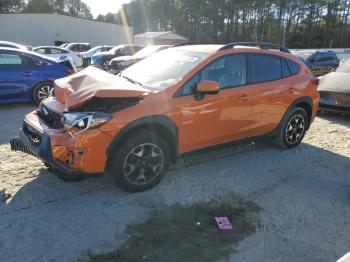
[0,104,349,262]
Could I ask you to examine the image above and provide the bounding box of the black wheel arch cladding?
[106,115,180,164]
[282,96,313,129]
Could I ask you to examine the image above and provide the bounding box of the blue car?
[0,48,70,105]
[295,50,340,77]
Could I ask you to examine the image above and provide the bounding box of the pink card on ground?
[215,217,233,230]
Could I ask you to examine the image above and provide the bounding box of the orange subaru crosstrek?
[11,43,320,192]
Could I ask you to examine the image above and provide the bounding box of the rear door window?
[249,54,282,84]
[29,57,49,67]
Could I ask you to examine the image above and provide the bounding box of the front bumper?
[319,92,350,114]
[10,111,107,177]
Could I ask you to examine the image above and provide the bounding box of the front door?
[172,54,254,152]
[0,52,32,102]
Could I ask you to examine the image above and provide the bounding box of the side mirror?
[196,80,220,94]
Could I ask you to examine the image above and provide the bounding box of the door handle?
[23,72,33,76]
[239,94,249,101]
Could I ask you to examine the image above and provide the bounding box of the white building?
[0,13,133,47]
[134,31,188,46]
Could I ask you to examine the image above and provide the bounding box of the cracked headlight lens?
[62,112,112,135]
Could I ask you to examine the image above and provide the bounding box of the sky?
[81,0,132,18]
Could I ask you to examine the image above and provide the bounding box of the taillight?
[67,68,75,75]
[311,77,320,85]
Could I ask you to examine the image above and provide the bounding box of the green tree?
[23,0,93,19]
[0,0,25,12]
[113,0,350,48]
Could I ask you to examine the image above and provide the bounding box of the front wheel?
[108,131,171,192]
[32,82,53,105]
[273,107,309,149]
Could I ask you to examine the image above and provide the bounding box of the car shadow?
[0,103,35,145]
[3,140,350,208]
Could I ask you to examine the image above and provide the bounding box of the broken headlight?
[62,112,112,135]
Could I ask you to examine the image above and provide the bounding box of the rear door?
[244,53,294,135]
[0,52,33,102]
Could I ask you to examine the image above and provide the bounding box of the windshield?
[87,46,101,53]
[110,45,123,53]
[295,51,314,61]
[133,46,167,59]
[122,49,209,90]
[336,59,350,73]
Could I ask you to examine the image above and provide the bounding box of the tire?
[108,131,171,192]
[32,82,53,105]
[273,107,309,149]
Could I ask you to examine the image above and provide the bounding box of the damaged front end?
[10,136,36,157]
[10,67,148,177]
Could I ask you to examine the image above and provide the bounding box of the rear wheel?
[32,82,53,105]
[108,131,171,192]
[273,107,309,149]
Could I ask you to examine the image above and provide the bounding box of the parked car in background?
[33,46,83,67]
[108,45,172,74]
[0,41,30,51]
[318,59,350,114]
[11,43,320,192]
[78,45,114,67]
[0,48,71,105]
[91,44,144,69]
[294,50,340,76]
[56,55,78,74]
[65,43,91,53]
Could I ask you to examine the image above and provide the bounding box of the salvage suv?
[11,43,320,192]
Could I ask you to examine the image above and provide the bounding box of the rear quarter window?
[27,56,49,67]
[287,60,301,75]
[281,58,291,78]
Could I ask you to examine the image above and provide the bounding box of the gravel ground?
[0,104,349,262]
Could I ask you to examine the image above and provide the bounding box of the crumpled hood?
[54,66,150,109]
[318,72,350,94]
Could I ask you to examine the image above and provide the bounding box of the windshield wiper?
[120,74,143,87]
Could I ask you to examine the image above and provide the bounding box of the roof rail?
[218,42,290,53]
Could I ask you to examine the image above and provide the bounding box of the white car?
[78,45,114,66]
[0,41,30,51]
[33,46,83,67]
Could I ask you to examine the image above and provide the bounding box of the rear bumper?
[10,114,104,177]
